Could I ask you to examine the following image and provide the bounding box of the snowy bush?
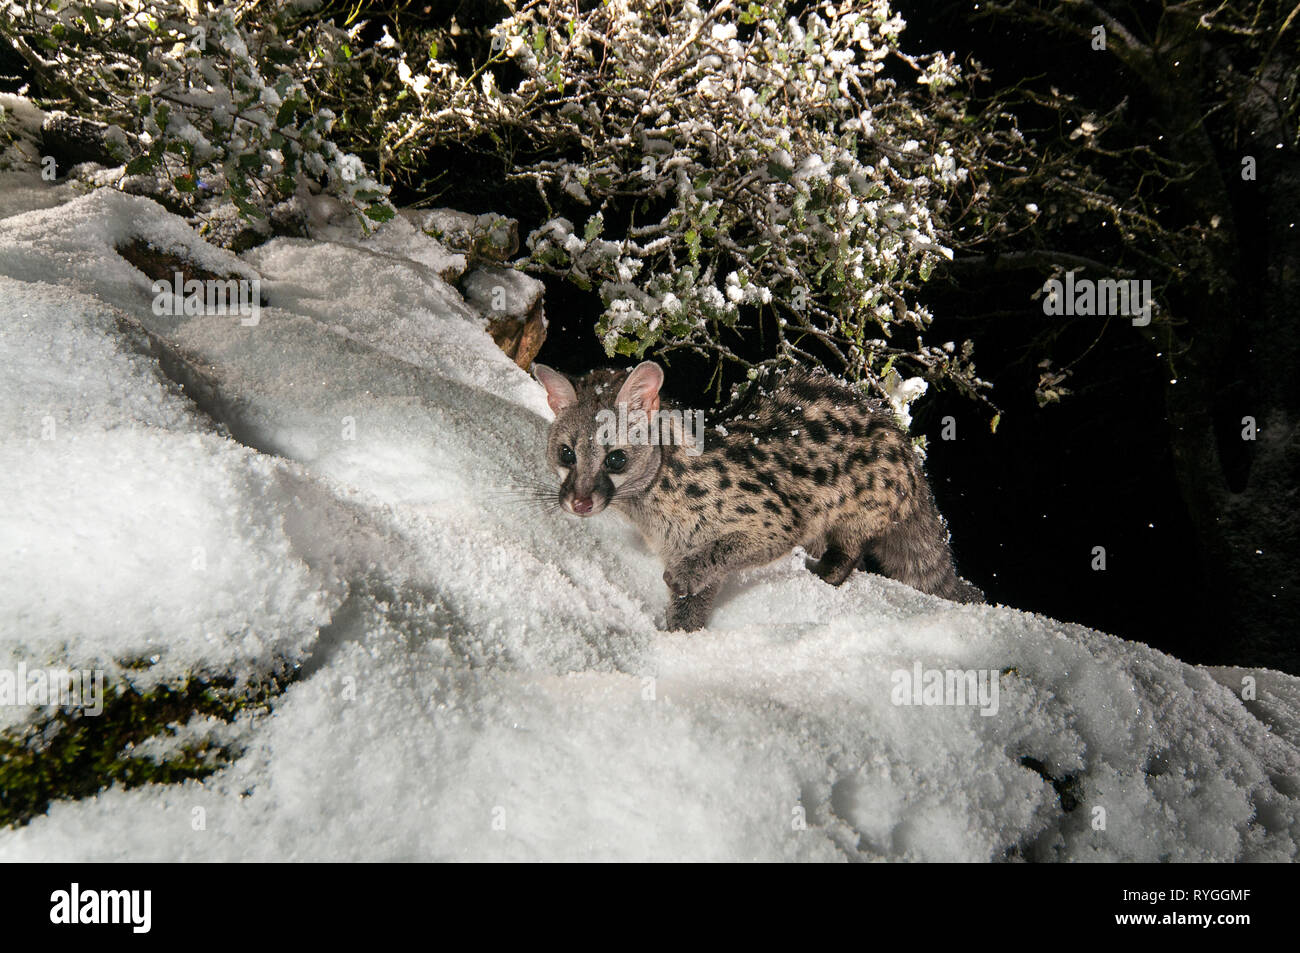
[0,0,392,226]
[3,0,995,410]
[393,0,990,404]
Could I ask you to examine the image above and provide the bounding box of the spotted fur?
[534,361,983,631]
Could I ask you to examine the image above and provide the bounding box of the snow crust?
[0,173,1297,861]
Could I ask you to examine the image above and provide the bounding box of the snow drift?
[0,179,1296,861]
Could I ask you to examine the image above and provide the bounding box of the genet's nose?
[571,495,594,515]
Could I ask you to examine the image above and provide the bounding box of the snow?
[460,264,545,324]
[1,162,1298,860]
[0,277,337,731]
[300,198,468,285]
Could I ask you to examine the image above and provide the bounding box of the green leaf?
[364,204,396,223]
[124,154,156,176]
[276,98,299,128]
[766,158,792,182]
[233,196,266,220]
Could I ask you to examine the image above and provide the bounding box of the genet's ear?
[532,363,578,415]
[616,361,663,417]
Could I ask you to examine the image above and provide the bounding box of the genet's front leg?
[661,531,795,630]
[671,531,794,593]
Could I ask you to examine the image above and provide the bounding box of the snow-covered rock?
[0,177,1297,861]
[406,207,520,265]
[460,263,548,369]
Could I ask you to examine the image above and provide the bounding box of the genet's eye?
[558,445,576,467]
[604,449,628,473]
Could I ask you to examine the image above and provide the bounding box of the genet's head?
[533,361,665,517]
